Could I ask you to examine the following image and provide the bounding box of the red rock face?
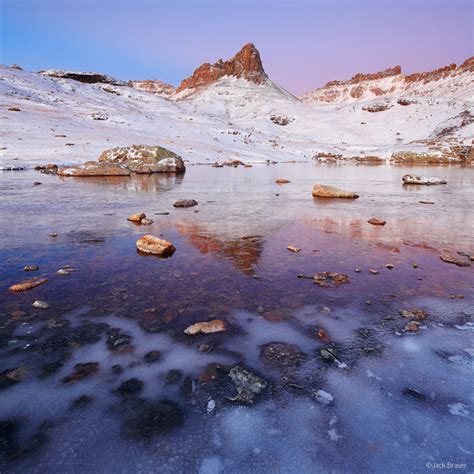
[325,66,402,87]
[177,43,268,92]
[302,57,474,103]
[405,64,456,84]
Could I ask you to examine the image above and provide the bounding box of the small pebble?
[32,300,50,309]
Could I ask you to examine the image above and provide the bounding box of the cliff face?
[176,43,268,93]
[301,57,474,103]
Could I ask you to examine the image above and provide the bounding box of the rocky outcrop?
[39,69,126,86]
[99,145,185,174]
[127,80,176,98]
[301,57,474,103]
[312,184,359,198]
[176,43,268,93]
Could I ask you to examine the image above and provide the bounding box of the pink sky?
[1,0,473,95]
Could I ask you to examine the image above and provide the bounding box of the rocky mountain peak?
[176,43,268,93]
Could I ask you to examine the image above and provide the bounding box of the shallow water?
[0,163,473,473]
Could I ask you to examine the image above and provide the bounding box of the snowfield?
[0,65,473,168]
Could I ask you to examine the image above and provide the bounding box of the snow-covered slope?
[1,58,473,169]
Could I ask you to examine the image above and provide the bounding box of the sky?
[0,0,472,95]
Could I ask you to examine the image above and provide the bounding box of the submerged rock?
[57,162,131,177]
[313,272,349,288]
[106,328,132,351]
[32,300,49,309]
[165,369,183,385]
[136,235,176,257]
[144,351,162,363]
[8,277,48,292]
[184,319,226,335]
[115,378,144,398]
[62,362,99,384]
[402,388,427,401]
[402,174,447,185]
[99,145,185,174]
[122,400,183,439]
[71,395,94,409]
[228,365,268,404]
[173,199,198,208]
[260,342,307,371]
[312,185,359,199]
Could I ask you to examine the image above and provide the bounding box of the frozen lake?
[0,163,473,473]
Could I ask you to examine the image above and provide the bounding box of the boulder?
[402,174,447,185]
[275,178,290,184]
[57,162,130,177]
[136,235,176,257]
[439,254,470,267]
[312,184,359,199]
[98,145,185,174]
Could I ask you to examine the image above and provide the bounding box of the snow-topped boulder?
[98,145,185,173]
[402,174,447,185]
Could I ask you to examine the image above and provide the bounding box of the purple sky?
[1,0,472,95]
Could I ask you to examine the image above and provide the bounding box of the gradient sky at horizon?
[0,0,472,95]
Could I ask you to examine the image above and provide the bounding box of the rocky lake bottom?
[0,163,473,473]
